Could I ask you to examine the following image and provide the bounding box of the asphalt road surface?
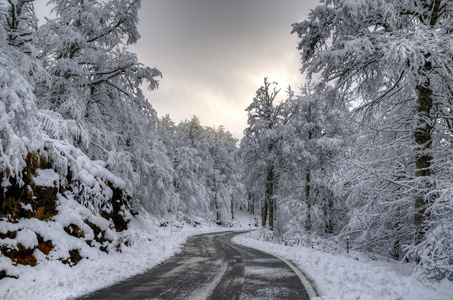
[79,231,311,300]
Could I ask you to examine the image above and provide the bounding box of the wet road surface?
[78,231,311,300]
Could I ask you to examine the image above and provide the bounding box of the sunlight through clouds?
[33,0,319,138]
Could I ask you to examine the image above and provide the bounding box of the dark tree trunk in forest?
[414,76,433,246]
[274,185,278,235]
[261,166,275,230]
[305,170,311,232]
[324,195,334,235]
[412,0,443,247]
[215,192,220,222]
[266,166,274,230]
[261,197,268,227]
[231,196,234,220]
[248,194,251,213]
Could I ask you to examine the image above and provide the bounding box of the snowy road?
[78,231,311,299]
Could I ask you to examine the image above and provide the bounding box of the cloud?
[35,0,320,139]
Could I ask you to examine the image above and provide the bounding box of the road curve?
[78,231,311,300]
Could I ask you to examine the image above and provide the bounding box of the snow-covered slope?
[0,209,253,300]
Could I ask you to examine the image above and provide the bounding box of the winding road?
[79,231,312,300]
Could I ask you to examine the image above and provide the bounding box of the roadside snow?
[5,213,449,300]
[233,231,453,300]
[0,210,252,300]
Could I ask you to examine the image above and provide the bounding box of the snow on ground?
[233,231,453,300]
[0,210,253,300]
[4,211,451,300]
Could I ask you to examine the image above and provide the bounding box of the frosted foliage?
[0,0,245,237]
[158,116,240,223]
[292,0,453,278]
[0,40,43,183]
[240,80,348,236]
[0,0,169,217]
[337,107,416,256]
[240,78,282,229]
[37,110,81,143]
[37,0,162,157]
[40,138,126,212]
[172,146,209,218]
[276,87,347,238]
[418,137,453,279]
[132,144,176,217]
[292,0,453,93]
[33,0,176,213]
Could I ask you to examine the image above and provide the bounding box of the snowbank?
[233,232,453,300]
[0,210,252,299]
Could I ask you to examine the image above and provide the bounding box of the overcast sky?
[34,0,320,138]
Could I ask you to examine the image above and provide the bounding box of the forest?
[1,0,452,283]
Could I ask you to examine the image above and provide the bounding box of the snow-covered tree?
[171,116,212,220]
[161,115,240,223]
[339,103,416,259]
[39,0,160,143]
[0,0,131,223]
[205,125,239,223]
[292,0,453,276]
[280,86,347,237]
[229,161,246,220]
[240,78,282,230]
[34,0,178,214]
[0,0,43,183]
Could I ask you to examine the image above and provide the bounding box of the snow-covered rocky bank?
[0,210,253,300]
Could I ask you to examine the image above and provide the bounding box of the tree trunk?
[231,196,234,220]
[261,197,268,227]
[248,194,251,213]
[414,78,433,246]
[266,166,274,230]
[274,184,278,235]
[412,0,442,248]
[215,192,220,222]
[324,194,334,235]
[305,170,311,232]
